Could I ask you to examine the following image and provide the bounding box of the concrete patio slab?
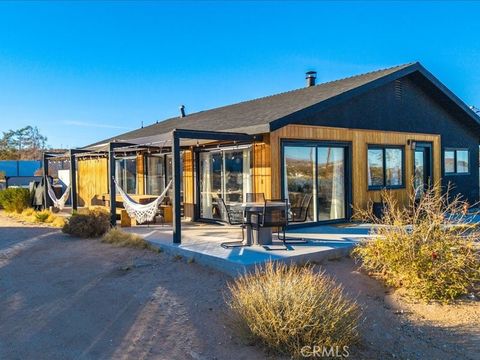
[123,222,374,276]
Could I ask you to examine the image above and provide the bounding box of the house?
[46,62,480,243]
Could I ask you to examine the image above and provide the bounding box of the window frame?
[115,156,137,194]
[444,148,470,175]
[367,145,405,191]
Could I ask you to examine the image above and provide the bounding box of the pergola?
[44,128,261,244]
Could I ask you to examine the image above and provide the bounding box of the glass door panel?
[199,152,223,219]
[284,146,315,222]
[414,150,425,197]
[199,147,252,220]
[317,147,345,221]
[224,150,245,204]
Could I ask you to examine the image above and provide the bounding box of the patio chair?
[217,198,249,249]
[290,194,313,223]
[250,199,290,251]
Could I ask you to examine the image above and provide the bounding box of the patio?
[122,221,374,276]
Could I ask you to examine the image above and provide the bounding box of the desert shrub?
[62,208,110,238]
[0,188,30,213]
[9,208,65,227]
[353,183,480,302]
[35,210,52,223]
[226,262,361,359]
[102,228,153,249]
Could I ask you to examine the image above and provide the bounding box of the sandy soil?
[0,213,478,360]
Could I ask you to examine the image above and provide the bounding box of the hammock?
[47,180,71,210]
[114,178,173,224]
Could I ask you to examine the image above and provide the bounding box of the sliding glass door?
[283,142,348,224]
[283,146,315,223]
[317,147,345,221]
[199,147,252,219]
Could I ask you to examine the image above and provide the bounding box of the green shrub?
[0,188,31,213]
[62,208,110,238]
[353,183,480,302]
[226,262,361,359]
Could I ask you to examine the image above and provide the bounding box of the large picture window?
[367,146,404,189]
[444,149,469,174]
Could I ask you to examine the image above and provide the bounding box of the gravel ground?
[0,213,478,360]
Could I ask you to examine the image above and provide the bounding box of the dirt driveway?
[0,216,265,360]
[0,214,478,360]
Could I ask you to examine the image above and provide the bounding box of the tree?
[0,126,49,160]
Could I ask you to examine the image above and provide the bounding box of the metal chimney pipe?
[179,105,186,118]
[305,71,317,87]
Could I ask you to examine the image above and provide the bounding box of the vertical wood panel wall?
[183,150,195,220]
[252,135,272,199]
[136,154,145,195]
[77,158,108,206]
[270,124,441,210]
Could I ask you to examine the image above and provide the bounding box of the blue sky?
[1,1,479,148]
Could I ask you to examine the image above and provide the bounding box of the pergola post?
[42,152,49,210]
[69,150,78,212]
[108,143,117,227]
[172,131,182,244]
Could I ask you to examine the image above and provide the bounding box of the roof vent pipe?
[179,105,186,118]
[305,71,317,87]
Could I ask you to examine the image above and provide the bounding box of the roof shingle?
[89,63,416,146]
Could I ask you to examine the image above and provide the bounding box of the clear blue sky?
[1,1,479,148]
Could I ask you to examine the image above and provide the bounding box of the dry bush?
[0,188,30,213]
[226,262,361,359]
[102,228,153,249]
[62,208,110,237]
[353,182,480,302]
[8,208,65,228]
[34,210,51,223]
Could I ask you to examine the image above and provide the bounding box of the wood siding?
[270,124,441,210]
[77,157,108,206]
[183,150,195,219]
[252,135,272,199]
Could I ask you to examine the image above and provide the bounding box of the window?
[145,155,166,195]
[367,146,404,189]
[145,153,183,199]
[115,157,137,194]
[444,149,469,174]
[199,146,252,219]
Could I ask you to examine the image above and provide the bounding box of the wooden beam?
[42,152,49,210]
[172,133,181,244]
[172,128,261,142]
[69,150,77,212]
[108,143,117,227]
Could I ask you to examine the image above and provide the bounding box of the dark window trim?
[280,138,353,225]
[443,148,470,176]
[367,144,405,191]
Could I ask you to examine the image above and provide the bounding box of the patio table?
[241,201,287,246]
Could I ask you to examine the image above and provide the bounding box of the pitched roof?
[87,62,480,146]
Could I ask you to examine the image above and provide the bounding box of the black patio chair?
[217,198,249,249]
[250,199,290,251]
[290,194,313,223]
